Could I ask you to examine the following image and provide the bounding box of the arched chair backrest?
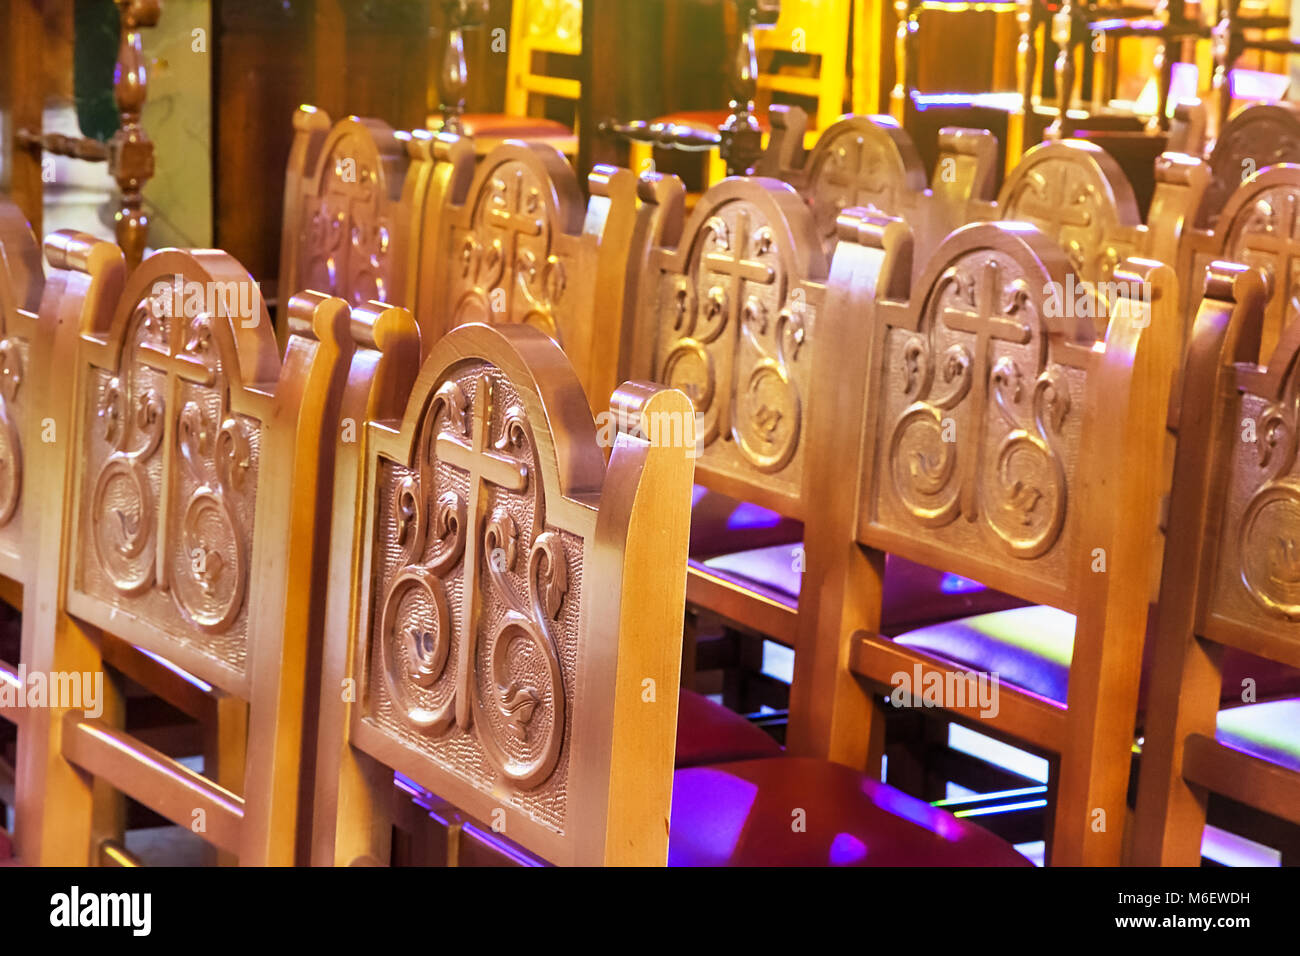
[415,136,647,413]
[626,174,831,519]
[996,140,1144,288]
[313,319,695,866]
[1198,102,1300,229]
[278,107,424,341]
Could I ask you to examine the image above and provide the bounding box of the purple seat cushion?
[1216,699,1300,773]
[702,544,1028,633]
[893,606,1300,714]
[669,758,1033,866]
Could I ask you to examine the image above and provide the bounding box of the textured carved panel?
[1201,105,1300,228]
[1000,151,1135,286]
[363,364,583,831]
[448,158,571,343]
[297,126,397,307]
[872,245,1090,586]
[75,288,259,674]
[803,120,921,249]
[652,195,815,502]
[1210,378,1300,630]
[0,337,27,532]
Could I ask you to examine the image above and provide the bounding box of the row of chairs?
[2,90,1300,865]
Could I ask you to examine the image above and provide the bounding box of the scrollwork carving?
[888,255,1070,558]
[0,339,24,526]
[1239,385,1300,618]
[378,369,573,791]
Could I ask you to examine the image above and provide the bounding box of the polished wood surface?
[313,318,695,866]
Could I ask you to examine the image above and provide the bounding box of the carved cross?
[940,258,1031,519]
[137,298,217,590]
[822,135,889,205]
[1010,168,1095,232]
[487,169,546,315]
[1235,190,1300,312]
[703,211,776,331]
[435,373,528,729]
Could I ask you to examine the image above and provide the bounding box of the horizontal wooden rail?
[1183,733,1300,827]
[62,712,245,856]
[686,562,798,647]
[851,633,1068,754]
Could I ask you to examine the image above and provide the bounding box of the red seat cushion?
[669,758,1033,866]
[676,688,783,768]
[458,113,573,139]
[0,827,11,861]
[892,605,1300,715]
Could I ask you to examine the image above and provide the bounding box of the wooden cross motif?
[434,373,529,730]
[136,299,218,590]
[702,210,776,331]
[939,258,1031,520]
[1009,167,1096,232]
[486,168,546,315]
[1235,190,1300,311]
[821,135,889,204]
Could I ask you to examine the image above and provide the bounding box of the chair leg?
[202,694,248,866]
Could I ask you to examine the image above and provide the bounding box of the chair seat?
[458,113,573,139]
[0,826,11,861]
[701,543,1028,634]
[1216,699,1300,773]
[676,688,783,768]
[893,606,1300,713]
[669,757,1033,866]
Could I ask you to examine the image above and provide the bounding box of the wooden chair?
[1132,260,1300,865]
[411,134,651,416]
[311,318,696,866]
[433,0,583,159]
[1175,160,1300,364]
[624,172,1029,724]
[0,197,44,853]
[625,0,849,189]
[1193,100,1300,231]
[11,234,353,865]
[278,107,431,345]
[755,106,995,262]
[786,212,1179,865]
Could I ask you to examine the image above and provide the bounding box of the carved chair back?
[415,135,650,414]
[1178,163,1300,364]
[14,235,351,865]
[1133,263,1300,864]
[312,318,695,866]
[279,107,429,347]
[756,106,974,263]
[504,0,584,121]
[0,200,44,598]
[789,214,1179,865]
[626,174,829,524]
[1197,102,1300,230]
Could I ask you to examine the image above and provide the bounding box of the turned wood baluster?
[717,0,780,176]
[109,0,161,272]
[1048,2,1075,140]
[438,0,489,134]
